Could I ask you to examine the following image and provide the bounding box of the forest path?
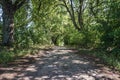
[0,46,120,80]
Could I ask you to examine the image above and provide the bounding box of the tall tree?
[0,0,27,46]
[60,0,86,31]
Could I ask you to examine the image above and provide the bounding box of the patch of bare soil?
[0,47,120,80]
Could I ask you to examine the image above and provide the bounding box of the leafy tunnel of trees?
[0,0,120,69]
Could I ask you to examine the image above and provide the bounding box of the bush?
[0,51,14,64]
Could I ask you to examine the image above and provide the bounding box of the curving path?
[0,47,120,80]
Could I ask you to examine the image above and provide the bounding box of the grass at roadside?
[0,45,53,66]
[0,48,33,65]
[77,49,120,71]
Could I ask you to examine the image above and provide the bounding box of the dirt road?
[0,47,120,80]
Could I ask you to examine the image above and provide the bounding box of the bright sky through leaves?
[0,8,2,21]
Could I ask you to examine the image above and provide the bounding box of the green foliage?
[79,49,120,71]
[0,0,120,70]
[0,46,39,65]
[0,51,14,64]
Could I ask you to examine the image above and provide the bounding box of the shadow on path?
[0,47,120,80]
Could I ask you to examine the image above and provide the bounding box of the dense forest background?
[0,0,120,70]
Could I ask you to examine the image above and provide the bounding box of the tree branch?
[38,0,42,13]
[78,0,84,29]
[59,0,81,31]
[14,0,27,11]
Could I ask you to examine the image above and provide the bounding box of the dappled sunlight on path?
[0,47,120,80]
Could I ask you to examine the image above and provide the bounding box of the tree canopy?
[0,0,120,70]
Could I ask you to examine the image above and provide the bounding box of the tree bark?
[2,7,15,46]
[0,0,26,47]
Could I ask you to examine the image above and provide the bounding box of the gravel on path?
[0,47,120,80]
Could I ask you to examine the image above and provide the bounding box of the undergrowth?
[0,45,52,66]
[0,48,31,65]
[78,49,120,71]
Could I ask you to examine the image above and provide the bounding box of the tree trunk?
[2,8,15,46]
[1,0,26,47]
